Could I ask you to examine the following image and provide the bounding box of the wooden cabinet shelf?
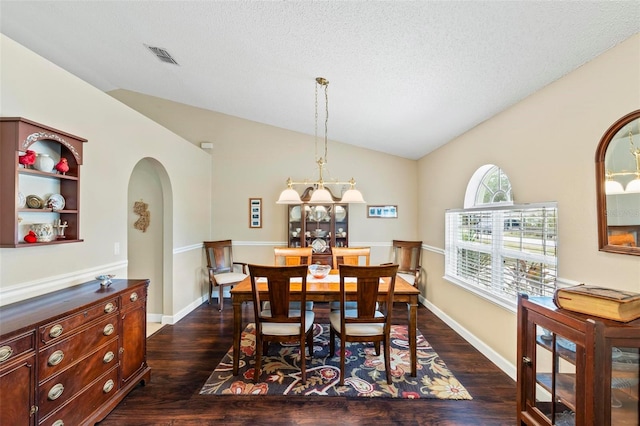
[18,168,79,180]
[517,295,640,426]
[1,117,86,248]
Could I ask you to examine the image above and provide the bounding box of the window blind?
[445,203,558,304]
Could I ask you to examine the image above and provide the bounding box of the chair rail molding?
[0,260,128,306]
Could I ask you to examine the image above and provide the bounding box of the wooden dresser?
[0,279,151,425]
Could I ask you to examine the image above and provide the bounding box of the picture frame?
[249,198,262,228]
[367,205,398,219]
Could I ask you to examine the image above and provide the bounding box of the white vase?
[32,223,55,242]
[34,154,54,173]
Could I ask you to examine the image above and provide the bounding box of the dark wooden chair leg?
[218,285,224,311]
[329,327,335,356]
[384,337,392,384]
[254,334,262,383]
[339,342,346,386]
[306,328,314,357]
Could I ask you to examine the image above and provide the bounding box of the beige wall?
[108,90,419,266]
[0,35,211,323]
[3,29,638,378]
[419,33,640,375]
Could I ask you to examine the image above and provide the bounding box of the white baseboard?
[159,296,207,325]
[419,295,517,381]
[146,313,163,323]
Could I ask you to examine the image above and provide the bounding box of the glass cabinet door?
[307,205,331,254]
[610,343,639,425]
[288,205,302,247]
[333,204,348,247]
[531,324,578,425]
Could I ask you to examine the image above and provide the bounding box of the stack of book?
[553,284,640,322]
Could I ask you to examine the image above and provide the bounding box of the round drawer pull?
[52,420,64,426]
[129,292,138,302]
[104,302,115,313]
[0,345,13,363]
[103,379,115,393]
[48,383,64,401]
[103,323,115,336]
[103,351,115,364]
[49,324,64,338]
[48,350,65,366]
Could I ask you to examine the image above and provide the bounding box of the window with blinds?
[445,203,558,309]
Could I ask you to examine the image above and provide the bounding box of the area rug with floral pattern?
[200,323,472,399]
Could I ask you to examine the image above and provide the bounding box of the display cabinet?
[0,117,86,248]
[517,294,640,425]
[286,202,349,266]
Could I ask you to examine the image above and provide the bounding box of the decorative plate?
[17,191,26,208]
[290,205,301,221]
[311,238,327,253]
[334,205,347,222]
[26,194,44,209]
[311,206,327,222]
[47,194,66,211]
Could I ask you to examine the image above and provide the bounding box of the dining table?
[230,269,421,376]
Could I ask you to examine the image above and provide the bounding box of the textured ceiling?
[1,1,639,160]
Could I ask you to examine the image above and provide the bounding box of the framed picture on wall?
[367,205,398,219]
[249,198,262,228]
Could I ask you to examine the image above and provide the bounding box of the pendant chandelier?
[276,77,365,204]
[605,130,640,194]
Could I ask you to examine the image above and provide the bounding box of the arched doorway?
[127,158,173,325]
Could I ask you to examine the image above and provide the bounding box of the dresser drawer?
[38,314,118,381]
[38,366,119,426]
[0,331,35,366]
[120,285,146,309]
[39,298,119,345]
[38,339,119,419]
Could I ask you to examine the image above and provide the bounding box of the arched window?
[464,164,513,208]
[446,165,557,311]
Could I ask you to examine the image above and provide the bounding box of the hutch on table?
[517,294,640,425]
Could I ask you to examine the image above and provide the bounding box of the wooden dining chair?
[331,246,370,267]
[248,264,315,384]
[330,247,371,311]
[386,240,422,286]
[274,247,313,265]
[329,263,398,385]
[271,247,314,311]
[204,240,248,311]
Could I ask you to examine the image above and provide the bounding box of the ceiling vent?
[145,45,179,65]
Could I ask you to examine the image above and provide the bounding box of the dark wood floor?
[99,300,516,425]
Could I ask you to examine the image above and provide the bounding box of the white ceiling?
[1,1,639,160]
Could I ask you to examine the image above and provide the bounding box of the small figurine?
[96,274,115,287]
[19,150,36,168]
[24,230,37,243]
[55,158,69,175]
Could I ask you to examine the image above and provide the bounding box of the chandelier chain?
[314,78,330,165]
[324,80,329,163]
[315,81,319,163]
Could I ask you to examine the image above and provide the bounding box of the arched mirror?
[596,109,640,256]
